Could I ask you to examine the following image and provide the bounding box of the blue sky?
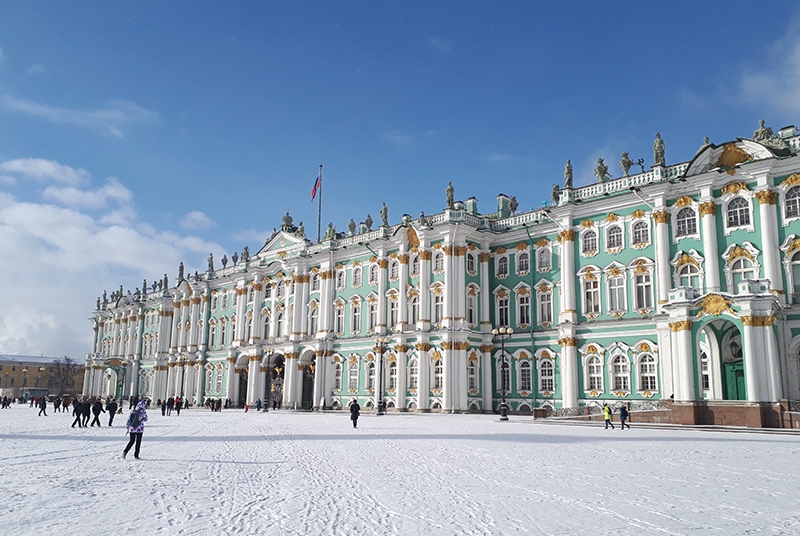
[1,2,799,358]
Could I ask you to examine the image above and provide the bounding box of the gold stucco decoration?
[606,213,619,222]
[783,173,800,187]
[716,143,753,174]
[721,182,750,196]
[407,226,420,248]
[495,246,507,255]
[700,294,734,316]
[755,190,777,205]
[608,267,622,277]
[632,209,645,219]
[699,202,717,216]
[652,211,669,224]
[580,219,595,228]
[558,229,576,242]
[727,245,754,264]
[535,238,550,247]
[675,196,695,207]
[676,254,698,268]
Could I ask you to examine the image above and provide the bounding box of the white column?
[699,201,721,292]
[169,301,180,353]
[560,335,579,408]
[284,353,298,406]
[226,355,237,403]
[417,344,430,410]
[377,257,388,334]
[443,244,454,329]
[247,354,260,405]
[479,252,491,333]
[764,317,782,401]
[419,250,431,330]
[558,230,577,323]
[397,253,409,331]
[396,346,407,409]
[481,345,493,411]
[671,320,695,401]
[653,211,672,311]
[757,191,783,300]
[313,350,325,409]
[742,319,761,401]
[442,345,452,411]
[454,246,467,330]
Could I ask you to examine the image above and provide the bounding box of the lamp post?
[374,337,391,415]
[492,327,514,421]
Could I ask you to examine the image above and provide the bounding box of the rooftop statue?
[142,279,147,294]
[419,211,427,226]
[282,211,293,229]
[242,245,250,261]
[552,184,561,204]
[594,158,609,182]
[96,297,100,309]
[232,252,239,266]
[349,218,357,236]
[381,202,389,227]
[295,222,305,238]
[620,152,633,177]
[207,253,214,271]
[163,274,168,289]
[178,262,184,281]
[365,214,373,231]
[653,132,665,166]
[446,181,455,209]
[221,255,228,269]
[323,222,336,240]
[564,159,573,189]
[509,196,519,215]
[753,119,789,151]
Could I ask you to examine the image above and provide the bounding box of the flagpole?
[317,164,323,243]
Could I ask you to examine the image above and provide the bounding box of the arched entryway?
[264,353,285,409]
[697,318,746,401]
[299,350,316,410]
[102,360,126,400]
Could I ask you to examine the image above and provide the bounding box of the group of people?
[602,403,631,430]
[204,398,229,412]
[69,397,121,427]
[156,396,185,416]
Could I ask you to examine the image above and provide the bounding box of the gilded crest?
[727,245,754,264]
[783,173,800,187]
[721,181,750,196]
[581,219,595,228]
[535,238,550,247]
[675,196,694,207]
[700,294,734,316]
[407,226,420,248]
[632,209,645,219]
[606,213,619,222]
[716,143,753,175]
[676,254,698,267]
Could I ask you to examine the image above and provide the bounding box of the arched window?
[334,362,342,391]
[678,264,701,290]
[353,266,362,287]
[517,252,529,273]
[587,355,603,391]
[731,258,756,287]
[221,292,229,310]
[369,264,379,284]
[411,256,420,276]
[336,270,345,289]
[726,197,750,228]
[639,354,657,391]
[538,289,553,325]
[519,361,532,392]
[497,295,509,326]
[539,360,554,391]
[276,280,285,299]
[468,359,478,390]
[275,312,284,338]
[409,295,420,325]
[607,226,623,249]
[367,301,377,331]
[791,251,800,297]
[787,186,800,218]
[582,230,597,254]
[467,253,476,273]
[388,298,398,328]
[232,289,239,308]
[607,273,625,312]
[349,361,359,391]
[366,362,376,391]
[335,306,344,335]
[248,286,254,303]
[245,316,253,340]
[351,300,361,333]
[433,292,444,324]
[467,292,477,325]
[408,358,419,390]
[262,313,270,339]
[612,355,630,391]
[219,320,227,348]
[264,283,272,299]
[632,221,649,246]
[676,207,697,237]
[537,248,551,270]
[517,291,531,326]
[497,256,508,277]
[389,260,399,279]
[433,359,443,389]
[308,306,318,336]
[388,361,397,390]
[433,252,444,272]
[311,273,320,291]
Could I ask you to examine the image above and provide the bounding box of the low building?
[86,120,800,427]
[0,355,84,400]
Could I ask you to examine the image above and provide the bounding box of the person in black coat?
[81,399,92,427]
[107,399,119,426]
[619,404,631,430]
[71,399,84,428]
[90,399,105,427]
[38,397,48,416]
[349,400,361,429]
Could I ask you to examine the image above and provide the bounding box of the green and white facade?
[86,123,800,418]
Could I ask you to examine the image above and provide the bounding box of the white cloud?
[1,95,161,137]
[42,177,132,209]
[0,160,223,358]
[737,20,800,115]
[0,158,91,186]
[429,37,453,54]
[181,210,216,230]
[26,64,46,75]
[384,129,417,148]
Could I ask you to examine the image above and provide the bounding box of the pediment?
[685,139,780,178]
[257,231,308,255]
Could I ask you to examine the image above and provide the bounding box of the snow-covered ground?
[2,405,799,535]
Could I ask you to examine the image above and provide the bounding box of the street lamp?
[374,337,391,415]
[492,327,514,421]
[38,367,45,389]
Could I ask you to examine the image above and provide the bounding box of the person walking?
[38,397,48,416]
[90,399,105,426]
[81,399,91,427]
[71,399,84,428]
[123,400,149,460]
[619,404,631,430]
[107,399,119,426]
[349,399,361,429]
[174,397,182,416]
[602,403,615,430]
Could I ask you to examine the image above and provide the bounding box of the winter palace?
[85,121,800,427]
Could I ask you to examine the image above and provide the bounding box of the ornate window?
[411,256,420,276]
[586,355,603,391]
[632,220,649,247]
[264,283,272,299]
[388,297,398,329]
[611,355,630,391]
[248,286,254,303]
[607,226,623,249]
[731,258,756,287]
[245,316,253,340]
[678,264,701,289]
[334,362,342,391]
[537,248,551,271]
[335,304,344,335]
[517,289,531,326]
[468,358,478,390]
[389,260,399,280]
[433,292,444,325]
[369,264,379,285]
[537,286,553,325]
[367,301,377,331]
[351,299,361,333]
[607,271,626,313]
[497,294,509,327]
[232,289,238,309]
[726,197,750,228]
[366,362,376,391]
[433,252,444,273]
[219,319,227,348]
[275,312,284,338]
[336,270,345,290]
[517,252,530,274]
[676,207,697,237]
[467,253,477,274]
[208,320,217,348]
[638,354,657,391]
[582,230,597,254]
[433,359,443,389]
[388,361,397,390]
[353,266,362,287]
[349,360,359,391]
[311,273,320,291]
[308,305,318,336]
[215,365,224,393]
[409,295,419,325]
[221,292,229,310]
[408,358,419,390]
[496,256,508,277]
[791,251,800,299]
[466,290,478,326]
[262,313,270,339]
[539,360,554,392]
[634,272,653,310]
[276,280,285,299]
[579,269,601,316]
[786,186,800,218]
[519,360,532,392]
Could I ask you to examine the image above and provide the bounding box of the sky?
[3,407,800,535]
[2,2,800,359]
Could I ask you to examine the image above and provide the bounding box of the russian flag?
[311,170,322,201]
